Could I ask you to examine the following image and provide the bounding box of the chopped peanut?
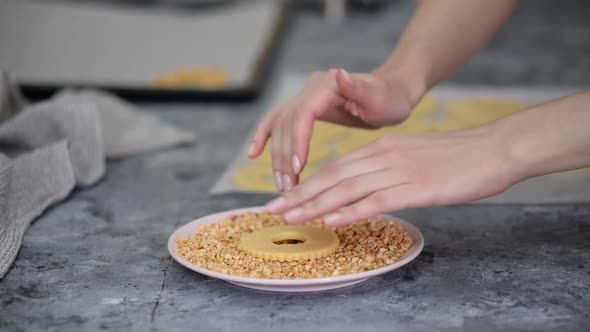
[177,212,413,279]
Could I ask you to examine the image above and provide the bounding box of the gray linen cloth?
[0,72,195,277]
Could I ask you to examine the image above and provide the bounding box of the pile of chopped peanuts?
[176,212,413,279]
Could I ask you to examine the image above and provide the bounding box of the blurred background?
[1,0,588,102]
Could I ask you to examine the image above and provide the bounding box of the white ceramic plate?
[168,206,424,292]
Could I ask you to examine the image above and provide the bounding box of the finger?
[267,136,391,206]
[323,185,423,226]
[282,169,400,224]
[344,100,352,110]
[287,88,337,184]
[291,110,314,179]
[336,69,373,110]
[270,124,283,192]
[280,112,295,191]
[267,154,388,213]
[344,100,360,117]
[250,105,286,158]
[318,106,374,128]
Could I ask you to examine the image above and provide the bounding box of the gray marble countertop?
[1,1,589,331]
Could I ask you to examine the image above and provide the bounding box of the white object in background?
[324,0,347,24]
[0,0,281,90]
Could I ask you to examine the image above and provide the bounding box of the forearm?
[496,91,590,182]
[376,0,519,103]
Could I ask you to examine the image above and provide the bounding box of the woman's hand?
[266,126,519,226]
[248,69,420,191]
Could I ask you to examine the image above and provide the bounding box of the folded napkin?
[0,72,195,277]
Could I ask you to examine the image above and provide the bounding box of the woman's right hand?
[248,68,422,192]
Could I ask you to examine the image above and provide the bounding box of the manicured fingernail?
[284,207,304,223]
[283,174,292,191]
[292,155,301,174]
[323,213,342,225]
[266,197,286,212]
[274,172,283,191]
[248,142,255,157]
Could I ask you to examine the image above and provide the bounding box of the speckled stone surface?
[1,1,590,331]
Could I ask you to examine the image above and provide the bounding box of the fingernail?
[292,155,301,174]
[323,213,342,225]
[283,174,293,191]
[274,172,283,191]
[284,207,304,223]
[266,197,286,212]
[248,142,255,157]
[340,69,353,85]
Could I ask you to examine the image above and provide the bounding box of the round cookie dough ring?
[409,94,439,120]
[335,131,381,156]
[378,120,437,135]
[446,97,527,128]
[233,166,277,192]
[152,67,230,89]
[238,225,340,261]
[311,121,350,142]
[434,119,468,132]
[335,121,435,156]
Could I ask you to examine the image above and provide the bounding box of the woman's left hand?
[266,126,519,226]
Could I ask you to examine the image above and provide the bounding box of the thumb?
[336,69,374,109]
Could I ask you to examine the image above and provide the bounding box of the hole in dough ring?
[238,225,340,261]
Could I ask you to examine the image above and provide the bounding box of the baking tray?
[0,0,289,101]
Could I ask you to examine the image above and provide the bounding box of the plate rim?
[167,206,424,286]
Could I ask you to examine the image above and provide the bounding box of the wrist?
[372,61,428,108]
[491,112,541,185]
